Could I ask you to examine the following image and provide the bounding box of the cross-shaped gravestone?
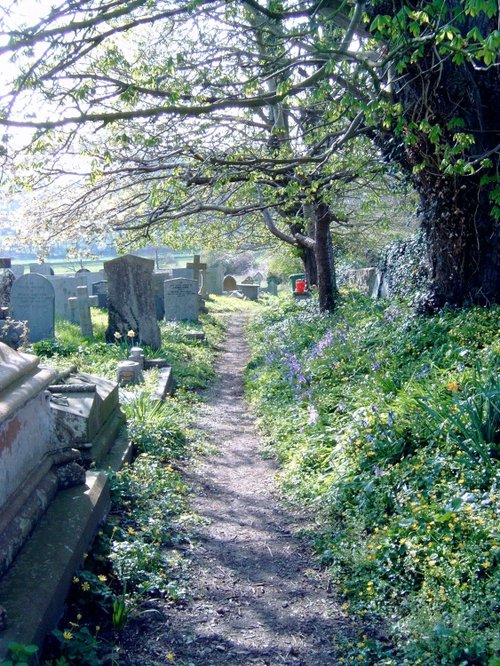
[186,255,207,288]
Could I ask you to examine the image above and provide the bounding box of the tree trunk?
[371,1,500,310]
[314,203,338,312]
[418,173,499,312]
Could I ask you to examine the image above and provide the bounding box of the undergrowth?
[245,291,499,666]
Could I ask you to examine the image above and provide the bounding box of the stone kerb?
[10,273,55,342]
[164,278,199,321]
[104,254,161,350]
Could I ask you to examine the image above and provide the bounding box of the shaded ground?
[121,313,355,665]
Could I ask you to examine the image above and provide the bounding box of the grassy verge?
[18,296,252,666]
[245,291,499,666]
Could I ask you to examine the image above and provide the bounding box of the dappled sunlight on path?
[122,313,354,665]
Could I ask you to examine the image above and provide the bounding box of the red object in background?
[295,279,307,293]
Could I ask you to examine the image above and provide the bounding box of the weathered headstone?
[223,275,237,291]
[76,285,93,337]
[92,281,108,308]
[252,272,264,285]
[151,270,172,319]
[203,264,224,295]
[267,276,279,296]
[0,259,11,269]
[104,254,161,349]
[241,275,255,285]
[29,263,54,276]
[10,273,55,342]
[163,278,199,321]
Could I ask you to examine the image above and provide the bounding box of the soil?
[120,313,356,665]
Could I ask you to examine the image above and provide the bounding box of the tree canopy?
[0,0,498,310]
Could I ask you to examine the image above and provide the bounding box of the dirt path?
[123,313,353,665]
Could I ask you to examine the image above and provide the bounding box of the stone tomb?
[0,351,113,656]
[104,254,161,350]
[164,278,199,321]
[49,372,124,467]
[0,343,62,579]
[10,273,55,342]
[237,283,259,301]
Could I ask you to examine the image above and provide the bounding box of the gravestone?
[10,266,25,278]
[241,275,255,285]
[92,280,108,308]
[186,255,207,290]
[163,278,199,321]
[76,286,93,337]
[171,267,194,280]
[10,273,55,342]
[252,272,264,285]
[0,259,11,269]
[104,254,161,350]
[223,275,237,291]
[151,270,172,320]
[29,263,54,276]
[203,264,224,295]
[345,268,379,296]
[267,276,279,296]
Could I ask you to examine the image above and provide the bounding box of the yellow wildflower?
[63,631,73,640]
[127,330,136,338]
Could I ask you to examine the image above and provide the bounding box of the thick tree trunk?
[418,173,499,312]
[371,1,499,310]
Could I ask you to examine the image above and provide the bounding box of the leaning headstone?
[10,273,55,342]
[29,263,54,276]
[223,275,237,291]
[104,254,161,350]
[76,286,93,337]
[92,281,108,308]
[164,278,199,321]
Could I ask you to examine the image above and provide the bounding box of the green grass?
[245,291,499,666]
